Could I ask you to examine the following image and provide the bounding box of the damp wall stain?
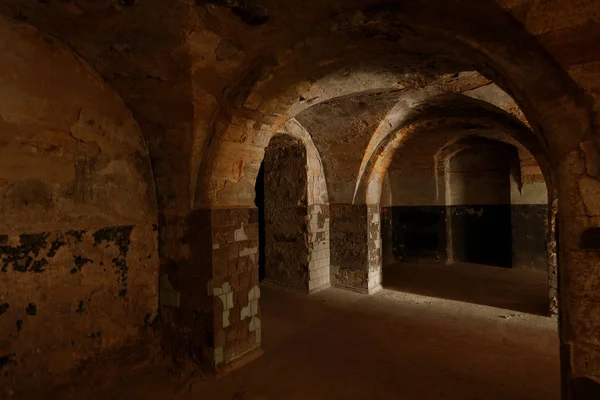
[0,224,159,394]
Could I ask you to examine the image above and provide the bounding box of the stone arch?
[434,137,523,209]
[189,2,599,389]
[259,119,331,293]
[434,136,556,315]
[192,1,594,210]
[356,94,554,206]
[280,119,329,207]
[353,93,558,309]
[435,138,521,268]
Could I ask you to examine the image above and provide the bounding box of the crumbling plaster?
[0,15,158,396]
[0,0,599,397]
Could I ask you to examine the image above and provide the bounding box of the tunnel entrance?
[447,145,513,268]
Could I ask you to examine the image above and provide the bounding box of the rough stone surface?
[263,135,309,291]
[0,0,598,397]
[0,16,159,396]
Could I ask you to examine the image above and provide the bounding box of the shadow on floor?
[382,261,550,316]
[56,285,559,400]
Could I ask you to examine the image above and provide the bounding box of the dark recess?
[255,162,266,282]
[580,227,600,250]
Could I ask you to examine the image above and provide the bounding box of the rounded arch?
[357,102,559,315]
[279,118,329,207]
[192,1,594,209]
[355,93,554,206]
[434,136,524,206]
[259,120,331,293]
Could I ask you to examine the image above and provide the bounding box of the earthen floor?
[56,263,559,400]
[383,261,551,315]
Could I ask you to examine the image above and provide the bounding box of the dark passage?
[255,162,266,282]
[448,146,513,268]
[450,205,512,267]
[391,206,446,261]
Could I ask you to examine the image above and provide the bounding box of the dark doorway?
[392,206,446,261]
[450,205,512,267]
[448,146,513,268]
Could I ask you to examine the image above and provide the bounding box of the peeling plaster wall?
[0,17,158,394]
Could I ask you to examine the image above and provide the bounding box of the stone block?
[224,344,236,362]
[234,224,249,242]
[214,347,224,365]
[309,267,328,280]
[248,285,260,301]
[223,310,230,328]
[213,226,234,245]
[565,250,600,298]
[239,245,258,257]
[246,225,259,240]
[212,209,232,228]
[241,303,251,320]
[569,299,600,346]
[255,328,262,344]
[226,292,234,309]
[249,316,261,332]
[250,299,259,316]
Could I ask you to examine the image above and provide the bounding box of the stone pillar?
[557,149,600,399]
[330,204,382,294]
[161,208,262,371]
[209,208,262,368]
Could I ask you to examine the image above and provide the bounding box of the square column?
[330,204,382,294]
[160,208,262,371]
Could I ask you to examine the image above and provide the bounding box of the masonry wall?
[263,136,310,291]
[510,162,549,271]
[0,19,158,394]
[330,204,381,293]
[386,133,548,270]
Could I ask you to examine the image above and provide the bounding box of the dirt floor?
[52,263,560,400]
[382,261,551,315]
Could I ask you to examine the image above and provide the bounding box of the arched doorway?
[380,132,552,316]
[257,134,310,291]
[255,126,331,294]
